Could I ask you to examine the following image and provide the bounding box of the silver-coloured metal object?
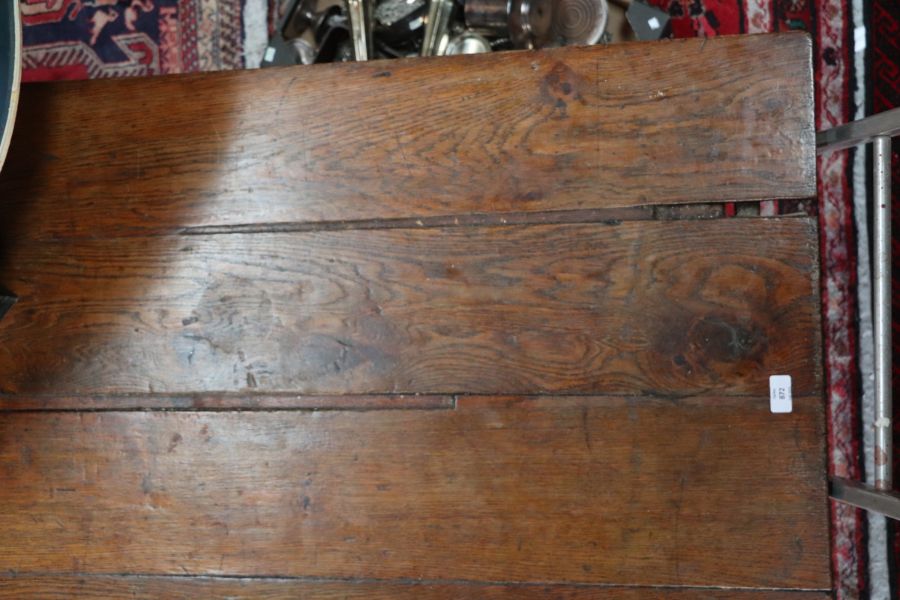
[817,107,900,155]
[507,0,551,48]
[534,0,609,47]
[375,0,427,44]
[422,0,455,56]
[292,38,318,65]
[464,0,509,32]
[464,0,608,49]
[874,134,892,490]
[346,0,373,60]
[446,31,492,54]
[820,108,900,515]
[376,0,426,27]
[831,478,900,520]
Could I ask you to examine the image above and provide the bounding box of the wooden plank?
[0,396,829,587]
[0,219,821,398]
[0,576,833,599]
[0,34,815,241]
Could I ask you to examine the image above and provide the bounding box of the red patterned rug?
[19,0,247,79]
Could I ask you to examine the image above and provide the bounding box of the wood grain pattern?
[0,34,814,241]
[0,34,827,596]
[0,219,820,399]
[0,396,829,587]
[0,576,833,599]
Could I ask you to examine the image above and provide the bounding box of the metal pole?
[421,0,455,56]
[347,0,372,61]
[874,135,893,490]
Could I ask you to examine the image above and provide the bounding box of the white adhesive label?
[769,375,792,413]
[264,46,276,62]
[648,17,661,30]
[854,26,866,53]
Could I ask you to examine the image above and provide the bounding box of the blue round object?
[0,0,21,171]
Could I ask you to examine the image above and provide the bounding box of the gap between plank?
[0,393,458,412]
[0,393,823,412]
[179,204,813,237]
[0,571,832,592]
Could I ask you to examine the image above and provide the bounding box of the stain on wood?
[0,219,820,399]
[0,576,833,599]
[0,396,829,588]
[0,34,814,241]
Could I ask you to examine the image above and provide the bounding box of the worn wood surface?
[0,34,814,241]
[0,219,820,400]
[0,577,834,599]
[0,396,829,588]
[0,33,827,596]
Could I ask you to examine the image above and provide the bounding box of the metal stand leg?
[819,108,900,517]
[874,135,893,490]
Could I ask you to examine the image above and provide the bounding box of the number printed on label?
[769,375,792,413]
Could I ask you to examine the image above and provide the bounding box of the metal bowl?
[466,0,608,50]
[511,0,609,49]
[0,0,21,172]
